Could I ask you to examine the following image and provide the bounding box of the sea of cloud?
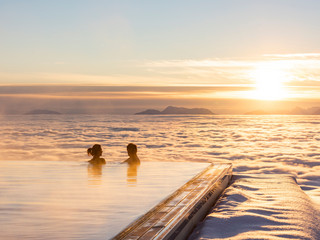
[0,114,319,200]
[0,114,319,239]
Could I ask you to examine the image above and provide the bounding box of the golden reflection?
[87,164,103,185]
[127,164,139,187]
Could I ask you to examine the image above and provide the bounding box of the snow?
[189,174,320,240]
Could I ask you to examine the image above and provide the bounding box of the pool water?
[0,161,209,239]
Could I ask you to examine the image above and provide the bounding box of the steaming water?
[0,114,319,239]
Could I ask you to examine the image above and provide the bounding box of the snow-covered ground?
[190,174,320,240]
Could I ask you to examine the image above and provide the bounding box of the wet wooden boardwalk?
[113,163,232,240]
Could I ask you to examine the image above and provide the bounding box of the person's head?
[87,144,103,157]
[127,143,137,157]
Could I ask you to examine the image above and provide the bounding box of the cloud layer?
[1,54,320,88]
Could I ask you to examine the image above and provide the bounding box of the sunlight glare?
[249,64,290,100]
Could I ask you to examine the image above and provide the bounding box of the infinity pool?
[0,161,209,239]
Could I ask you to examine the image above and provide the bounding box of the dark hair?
[87,144,102,157]
[127,143,137,155]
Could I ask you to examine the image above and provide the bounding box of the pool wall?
[113,163,232,240]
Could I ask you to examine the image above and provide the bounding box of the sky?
[1,0,320,114]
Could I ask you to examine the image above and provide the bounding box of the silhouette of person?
[122,143,140,165]
[87,144,106,165]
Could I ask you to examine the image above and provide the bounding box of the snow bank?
[189,174,320,240]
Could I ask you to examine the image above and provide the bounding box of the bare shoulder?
[88,158,106,165]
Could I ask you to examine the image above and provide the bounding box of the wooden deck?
[112,163,232,240]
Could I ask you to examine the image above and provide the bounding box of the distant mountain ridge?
[290,107,320,115]
[135,106,214,115]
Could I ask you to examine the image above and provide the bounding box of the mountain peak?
[135,106,214,115]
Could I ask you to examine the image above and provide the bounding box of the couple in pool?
[87,143,141,165]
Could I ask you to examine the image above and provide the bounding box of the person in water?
[123,143,140,165]
[87,144,106,165]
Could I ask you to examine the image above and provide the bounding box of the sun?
[249,64,289,100]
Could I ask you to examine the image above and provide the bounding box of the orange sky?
[1,1,320,112]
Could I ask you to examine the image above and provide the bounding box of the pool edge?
[112,163,232,240]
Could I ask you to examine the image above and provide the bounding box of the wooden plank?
[112,163,232,240]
